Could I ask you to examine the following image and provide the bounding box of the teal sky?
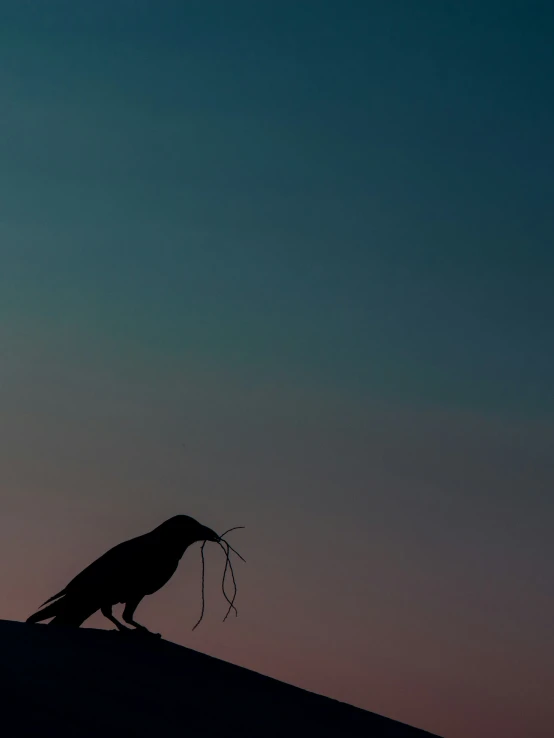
[1,3,553,738]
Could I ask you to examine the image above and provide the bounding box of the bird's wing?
[63,534,153,601]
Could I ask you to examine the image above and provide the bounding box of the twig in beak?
[192,541,206,631]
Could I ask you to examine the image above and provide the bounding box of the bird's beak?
[202,527,220,543]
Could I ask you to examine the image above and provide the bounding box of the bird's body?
[27,516,221,634]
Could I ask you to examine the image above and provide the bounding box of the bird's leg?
[101,604,129,631]
[122,597,160,637]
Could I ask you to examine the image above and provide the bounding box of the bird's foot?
[111,625,161,639]
[140,629,161,639]
[128,627,162,639]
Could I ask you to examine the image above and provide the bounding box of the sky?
[1,2,553,736]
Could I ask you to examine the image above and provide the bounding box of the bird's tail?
[27,595,97,627]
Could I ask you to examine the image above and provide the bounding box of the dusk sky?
[1,2,553,737]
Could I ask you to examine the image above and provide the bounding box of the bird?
[26,515,223,636]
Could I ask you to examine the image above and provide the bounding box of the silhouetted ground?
[1,620,440,737]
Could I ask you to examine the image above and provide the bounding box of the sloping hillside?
[1,620,440,737]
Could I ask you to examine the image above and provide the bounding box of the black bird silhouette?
[26,515,227,636]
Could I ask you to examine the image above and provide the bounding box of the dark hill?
[1,620,440,737]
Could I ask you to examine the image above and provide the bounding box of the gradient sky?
[1,2,553,737]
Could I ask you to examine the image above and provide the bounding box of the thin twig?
[223,540,246,563]
[221,542,239,622]
[192,541,206,630]
[219,526,245,538]
[217,541,238,617]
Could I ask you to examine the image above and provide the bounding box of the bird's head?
[153,514,245,631]
[157,514,220,544]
